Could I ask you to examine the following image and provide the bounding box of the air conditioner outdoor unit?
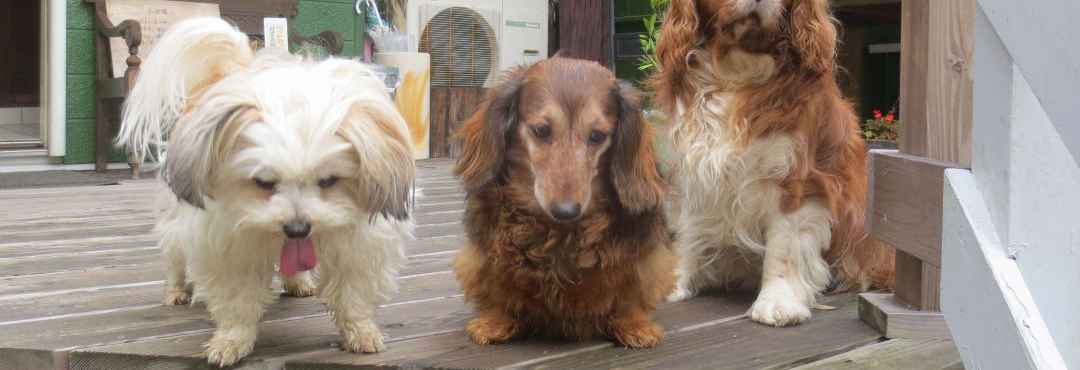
[407,0,548,88]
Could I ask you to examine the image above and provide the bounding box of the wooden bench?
[86,0,344,177]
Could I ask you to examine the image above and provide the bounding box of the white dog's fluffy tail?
[115,17,253,165]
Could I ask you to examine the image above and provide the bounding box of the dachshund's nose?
[550,202,582,221]
[283,222,312,238]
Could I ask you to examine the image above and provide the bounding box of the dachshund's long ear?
[454,66,528,191]
[649,0,700,114]
[790,0,837,73]
[610,81,666,214]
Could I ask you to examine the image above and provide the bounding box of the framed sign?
[104,0,221,77]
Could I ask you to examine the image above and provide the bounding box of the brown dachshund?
[452,57,676,348]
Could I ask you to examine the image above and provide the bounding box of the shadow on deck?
[0,159,962,369]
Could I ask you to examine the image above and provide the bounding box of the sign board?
[105,0,221,78]
[263,17,289,51]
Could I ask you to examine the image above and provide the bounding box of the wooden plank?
[893,250,927,310]
[0,270,460,351]
[899,0,929,157]
[858,293,950,340]
[0,236,461,300]
[926,0,974,166]
[0,251,456,325]
[869,150,961,267]
[70,296,471,370]
[285,293,756,370]
[558,0,612,67]
[445,87,485,158]
[429,87,451,158]
[517,295,878,370]
[791,338,963,370]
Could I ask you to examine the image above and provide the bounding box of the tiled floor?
[0,123,41,142]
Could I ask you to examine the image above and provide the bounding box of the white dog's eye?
[318,176,339,189]
[253,178,277,191]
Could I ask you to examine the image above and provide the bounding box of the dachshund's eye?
[318,176,339,189]
[532,125,552,140]
[254,178,277,191]
[588,130,609,145]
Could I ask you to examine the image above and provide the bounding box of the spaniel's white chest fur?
[671,93,797,253]
[668,92,834,327]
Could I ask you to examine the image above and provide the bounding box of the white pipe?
[47,0,66,157]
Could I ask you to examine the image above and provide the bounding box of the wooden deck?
[0,159,962,370]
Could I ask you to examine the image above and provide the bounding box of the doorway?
[0,0,43,149]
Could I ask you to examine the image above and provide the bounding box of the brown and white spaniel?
[651,0,892,326]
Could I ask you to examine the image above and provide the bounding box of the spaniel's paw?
[340,319,386,353]
[666,286,695,302]
[205,328,256,367]
[749,284,812,327]
[612,319,664,348]
[465,316,518,345]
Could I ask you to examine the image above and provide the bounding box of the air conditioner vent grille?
[419,6,498,87]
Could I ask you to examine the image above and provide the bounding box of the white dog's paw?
[205,329,256,367]
[163,288,191,306]
[667,286,695,302]
[749,283,812,327]
[282,278,317,298]
[340,319,386,353]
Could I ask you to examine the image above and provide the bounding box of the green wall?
[63,0,363,164]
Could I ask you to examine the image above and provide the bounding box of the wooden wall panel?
[869,151,960,267]
[899,0,929,157]
[926,0,974,166]
[557,0,612,66]
[429,87,484,158]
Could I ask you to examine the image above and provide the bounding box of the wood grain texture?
[925,0,974,166]
[429,87,484,158]
[520,295,878,370]
[792,338,962,370]
[285,293,756,370]
[899,0,973,164]
[558,0,612,67]
[869,150,962,267]
[858,293,950,340]
[899,0,929,157]
[71,297,472,370]
[3,158,943,368]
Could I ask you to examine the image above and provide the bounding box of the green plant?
[862,108,899,141]
[638,0,670,74]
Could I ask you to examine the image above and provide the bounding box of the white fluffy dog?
[115,18,416,367]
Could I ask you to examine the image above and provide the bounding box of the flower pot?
[866,139,898,150]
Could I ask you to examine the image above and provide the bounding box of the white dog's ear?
[324,61,417,221]
[163,106,256,208]
[116,17,253,166]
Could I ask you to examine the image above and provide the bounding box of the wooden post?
[859,0,974,339]
[557,0,612,67]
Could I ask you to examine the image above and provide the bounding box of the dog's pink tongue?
[280,238,317,277]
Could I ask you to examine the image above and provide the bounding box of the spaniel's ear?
[650,0,700,114]
[610,81,666,214]
[790,0,838,73]
[454,66,528,192]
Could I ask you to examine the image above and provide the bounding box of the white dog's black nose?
[283,222,311,238]
[550,202,582,221]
